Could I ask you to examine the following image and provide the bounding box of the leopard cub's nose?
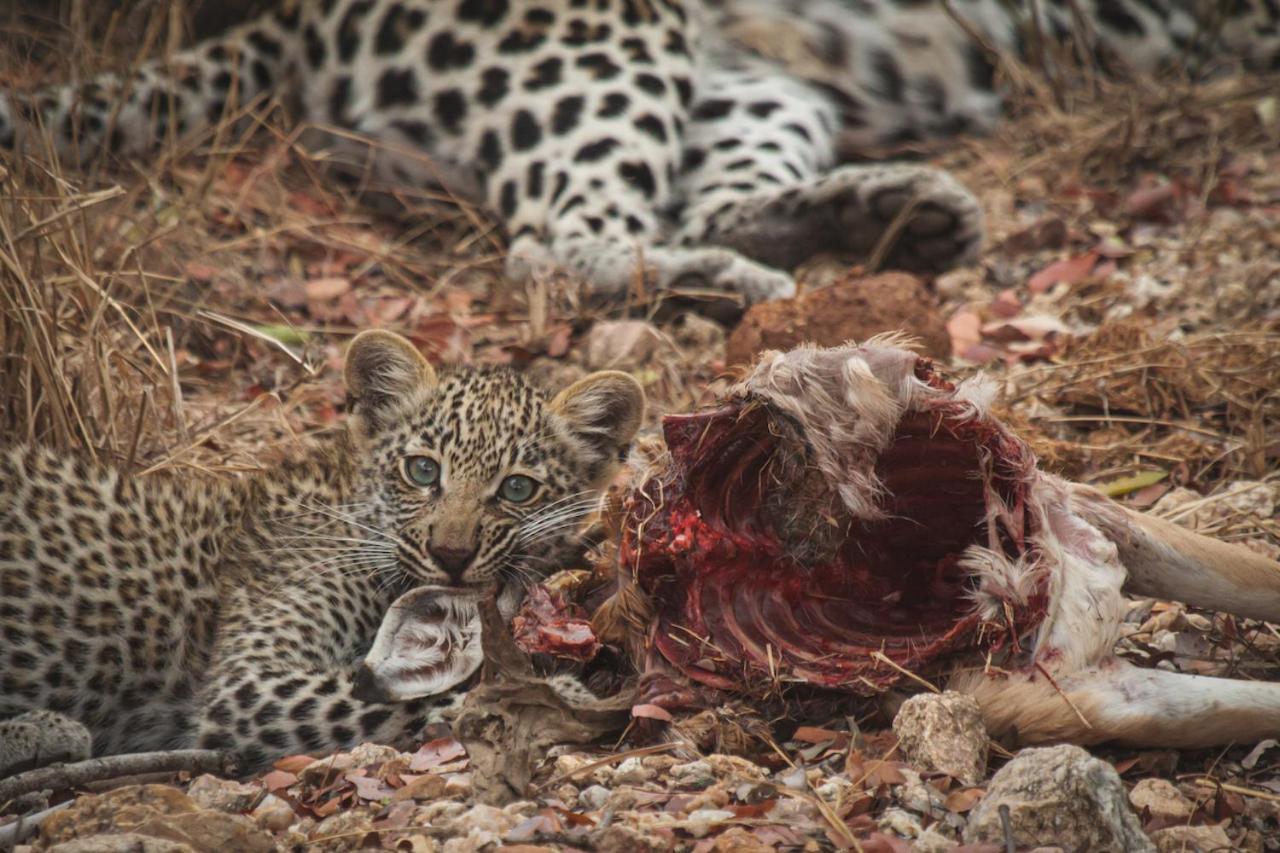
[427,544,476,583]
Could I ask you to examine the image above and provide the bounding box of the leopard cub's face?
[343,331,643,592]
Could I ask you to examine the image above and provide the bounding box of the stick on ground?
[0,750,235,809]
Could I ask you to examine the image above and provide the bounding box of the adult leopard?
[4,1,1277,305]
[0,331,644,774]
[4,1,1275,302]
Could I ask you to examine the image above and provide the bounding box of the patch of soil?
[725,271,950,366]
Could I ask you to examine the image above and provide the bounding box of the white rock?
[1149,823,1234,852]
[187,775,261,813]
[578,785,611,810]
[703,754,767,781]
[502,800,537,819]
[670,313,725,351]
[439,803,515,853]
[892,691,988,786]
[964,744,1154,851]
[684,809,736,838]
[250,794,296,832]
[777,766,808,791]
[914,826,960,852]
[1129,778,1195,822]
[611,756,654,785]
[670,760,713,782]
[878,807,924,839]
[346,742,402,767]
[443,773,472,798]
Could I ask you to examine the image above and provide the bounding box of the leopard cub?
[0,331,643,774]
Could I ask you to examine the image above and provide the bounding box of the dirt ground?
[1,5,1279,851]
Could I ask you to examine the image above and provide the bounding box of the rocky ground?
[2,9,1280,851]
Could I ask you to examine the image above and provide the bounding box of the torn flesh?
[611,342,1280,748]
[621,342,1052,697]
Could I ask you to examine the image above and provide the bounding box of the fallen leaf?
[545,324,573,358]
[368,296,413,324]
[548,805,597,827]
[631,703,674,722]
[960,343,1002,364]
[1124,182,1181,220]
[410,737,467,772]
[792,726,847,745]
[390,775,446,802]
[729,799,777,818]
[345,771,393,801]
[981,314,1071,343]
[990,289,1022,318]
[999,217,1068,254]
[864,760,907,787]
[947,309,982,357]
[252,323,310,346]
[944,787,985,813]
[1242,738,1278,770]
[1098,470,1168,498]
[184,261,218,282]
[1128,481,1171,509]
[310,795,344,817]
[305,277,351,302]
[261,770,296,792]
[273,754,316,774]
[1112,756,1141,775]
[1027,251,1099,294]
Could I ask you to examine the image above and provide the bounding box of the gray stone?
[185,775,261,814]
[964,744,1154,851]
[892,691,988,785]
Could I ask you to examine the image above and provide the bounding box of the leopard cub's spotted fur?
[0,331,643,774]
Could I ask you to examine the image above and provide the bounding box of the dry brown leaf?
[632,703,674,722]
[944,786,985,813]
[1028,251,1099,294]
[304,277,351,302]
[273,755,316,774]
[409,738,467,772]
[261,770,297,792]
[390,775,446,802]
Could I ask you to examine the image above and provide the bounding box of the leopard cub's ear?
[344,331,437,425]
[549,371,645,478]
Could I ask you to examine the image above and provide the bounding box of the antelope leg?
[956,658,1280,748]
[1073,484,1280,623]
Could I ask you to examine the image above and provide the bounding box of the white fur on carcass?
[733,341,1280,749]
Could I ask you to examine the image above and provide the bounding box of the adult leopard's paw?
[854,165,984,272]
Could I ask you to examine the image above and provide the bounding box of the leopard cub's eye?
[498,474,538,503]
[403,456,440,488]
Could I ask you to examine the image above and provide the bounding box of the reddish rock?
[725,271,949,366]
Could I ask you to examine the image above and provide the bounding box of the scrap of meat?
[512,585,602,662]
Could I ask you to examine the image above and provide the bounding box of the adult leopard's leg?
[507,231,796,305]
[490,48,794,303]
[0,8,303,163]
[673,65,983,274]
